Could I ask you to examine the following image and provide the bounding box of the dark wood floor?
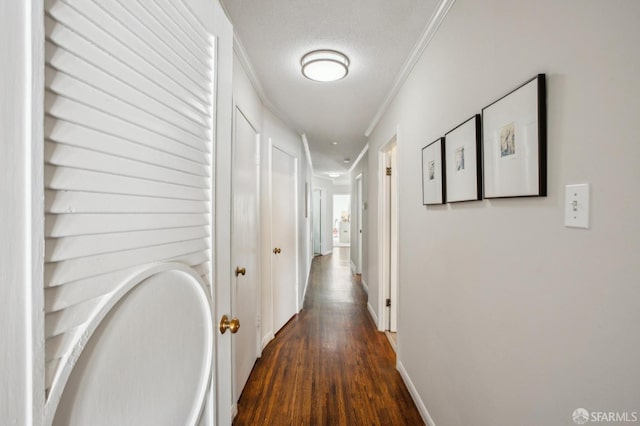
[233,248,424,425]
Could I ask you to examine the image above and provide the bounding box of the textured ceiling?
[221,0,441,179]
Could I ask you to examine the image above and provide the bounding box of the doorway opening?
[333,194,351,248]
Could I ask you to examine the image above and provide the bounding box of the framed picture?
[444,114,482,202]
[421,137,445,205]
[482,73,546,198]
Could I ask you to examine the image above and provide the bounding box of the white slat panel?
[44,0,214,399]
[46,213,209,237]
[44,15,209,117]
[45,226,209,262]
[46,41,209,138]
[45,297,104,338]
[163,1,211,51]
[45,118,209,177]
[45,17,209,123]
[97,0,210,83]
[45,191,209,215]
[46,92,207,164]
[45,272,126,314]
[46,67,209,152]
[45,239,209,286]
[44,142,209,189]
[47,0,210,103]
[121,0,210,69]
[45,165,209,201]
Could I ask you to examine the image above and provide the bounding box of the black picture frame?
[481,73,547,198]
[444,114,482,202]
[421,137,446,205]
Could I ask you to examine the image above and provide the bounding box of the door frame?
[355,174,364,274]
[378,132,400,333]
[312,188,323,255]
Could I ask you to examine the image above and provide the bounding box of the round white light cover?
[301,50,349,82]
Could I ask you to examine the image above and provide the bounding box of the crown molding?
[364,0,456,138]
[348,143,369,174]
[301,134,314,174]
[231,29,301,134]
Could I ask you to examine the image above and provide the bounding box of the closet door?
[44,0,216,424]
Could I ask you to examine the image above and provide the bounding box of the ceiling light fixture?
[328,173,341,178]
[343,158,351,164]
[301,50,350,82]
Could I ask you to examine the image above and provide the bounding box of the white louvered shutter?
[44,0,214,402]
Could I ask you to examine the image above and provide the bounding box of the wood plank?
[44,117,209,177]
[45,213,209,237]
[44,142,210,189]
[44,165,209,201]
[45,226,209,262]
[233,248,425,426]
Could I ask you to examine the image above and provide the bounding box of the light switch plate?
[565,184,590,228]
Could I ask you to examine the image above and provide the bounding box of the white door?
[232,108,260,404]
[389,145,399,332]
[271,147,298,332]
[313,189,322,255]
[42,0,233,424]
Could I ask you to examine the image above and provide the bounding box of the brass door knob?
[235,266,246,277]
[273,247,281,254]
[219,315,240,334]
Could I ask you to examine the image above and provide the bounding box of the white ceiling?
[220,0,442,180]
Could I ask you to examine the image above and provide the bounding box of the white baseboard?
[361,278,369,294]
[397,360,436,426]
[321,249,332,256]
[301,258,312,306]
[261,332,274,351]
[350,260,356,275]
[231,403,238,422]
[367,302,377,326]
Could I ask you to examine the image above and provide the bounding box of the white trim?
[321,250,333,256]
[350,260,357,275]
[301,255,313,310]
[348,143,369,174]
[231,29,300,134]
[361,279,369,294]
[364,0,456,137]
[261,332,275,351]
[367,302,378,326]
[302,134,314,174]
[231,404,238,422]
[397,361,437,426]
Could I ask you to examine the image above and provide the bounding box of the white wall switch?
[565,184,590,228]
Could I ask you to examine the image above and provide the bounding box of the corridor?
[233,248,423,425]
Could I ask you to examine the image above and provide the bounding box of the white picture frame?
[421,138,445,205]
[482,74,547,198]
[444,115,482,202]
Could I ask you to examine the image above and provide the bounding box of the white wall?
[0,1,45,423]
[365,1,640,425]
